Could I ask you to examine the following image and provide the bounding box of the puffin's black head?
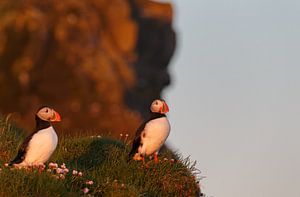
[150,99,169,114]
[36,106,61,122]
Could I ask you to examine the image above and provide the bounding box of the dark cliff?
[126,0,176,118]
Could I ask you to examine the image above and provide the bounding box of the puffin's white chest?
[141,117,170,155]
[23,126,58,165]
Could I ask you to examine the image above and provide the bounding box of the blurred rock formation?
[126,0,176,118]
[0,0,175,136]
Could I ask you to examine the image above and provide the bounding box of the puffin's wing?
[9,133,35,165]
[128,121,147,158]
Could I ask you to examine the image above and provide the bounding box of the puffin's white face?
[150,99,169,114]
[36,107,61,122]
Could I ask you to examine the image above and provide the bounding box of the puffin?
[128,99,170,163]
[10,106,61,168]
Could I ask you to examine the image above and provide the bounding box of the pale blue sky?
[165,0,300,196]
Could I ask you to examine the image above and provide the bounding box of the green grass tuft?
[0,117,201,196]
[0,117,25,163]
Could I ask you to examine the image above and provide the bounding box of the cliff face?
[126,0,176,118]
[0,0,175,136]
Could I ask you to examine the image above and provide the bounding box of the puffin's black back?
[128,112,166,159]
[9,115,51,165]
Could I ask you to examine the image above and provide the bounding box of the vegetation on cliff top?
[0,118,201,196]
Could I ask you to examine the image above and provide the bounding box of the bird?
[10,106,61,168]
[128,99,170,163]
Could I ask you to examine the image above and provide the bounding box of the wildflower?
[38,164,46,173]
[97,135,101,138]
[4,163,9,167]
[86,180,94,185]
[113,180,118,189]
[72,170,78,175]
[170,159,175,163]
[64,168,69,174]
[78,171,83,176]
[49,162,58,169]
[38,164,45,170]
[124,134,129,142]
[60,163,66,169]
[121,183,125,188]
[39,164,46,168]
[59,174,65,179]
[56,168,63,174]
[82,187,89,194]
[47,169,52,173]
[163,158,168,161]
[120,134,123,137]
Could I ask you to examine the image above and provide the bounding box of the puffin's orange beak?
[160,102,169,114]
[51,110,61,122]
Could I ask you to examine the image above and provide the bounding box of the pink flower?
[78,172,83,176]
[86,180,94,185]
[82,187,89,194]
[56,168,63,174]
[72,170,78,175]
[39,164,46,168]
[38,165,46,173]
[60,163,66,169]
[49,162,58,169]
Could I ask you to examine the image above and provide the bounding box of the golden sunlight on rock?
[0,0,175,137]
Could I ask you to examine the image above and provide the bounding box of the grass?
[0,117,202,196]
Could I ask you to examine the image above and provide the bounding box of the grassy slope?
[0,118,201,196]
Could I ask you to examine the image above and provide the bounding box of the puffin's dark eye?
[155,101,158,105]
[45,109,48,113]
